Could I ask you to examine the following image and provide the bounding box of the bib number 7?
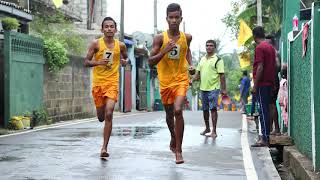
[103,50,114,65]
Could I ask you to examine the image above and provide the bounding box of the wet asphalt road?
[0,111,246,180]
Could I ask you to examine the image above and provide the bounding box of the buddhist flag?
[237,20,252,47]
[239,52,251,68]
[53,0,63,8]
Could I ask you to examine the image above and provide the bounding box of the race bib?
[103,50,114,66]
[168,45,180,60]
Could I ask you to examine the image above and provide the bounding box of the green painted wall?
[281,0,300,63]
[4,31,44,127]
[313,1,320,170]
[289,29,312,159]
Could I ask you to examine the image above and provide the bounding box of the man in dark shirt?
[266,35,281,136]
[251,26,276,147]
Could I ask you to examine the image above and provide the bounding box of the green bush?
[31,108,52,127]
[2,17,20,31]
[30,14,85,55]
[30,13,85,73]
[44,37,69,74]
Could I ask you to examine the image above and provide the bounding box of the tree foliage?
[30,12,85,55]
[222,0,283,40]
[29,11,85,73]
[44,37,69,74]
[1,17,20,31]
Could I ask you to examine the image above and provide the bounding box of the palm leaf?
[237,5,256,21]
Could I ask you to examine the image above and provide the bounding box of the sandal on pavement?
[251,142,268,147]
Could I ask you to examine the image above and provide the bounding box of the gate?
[3,31,44,127]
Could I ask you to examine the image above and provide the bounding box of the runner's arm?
[148,34,165,66]
[148,34,176,66]
[185,33,193,66]
[120,42,129,66]
[84,40,102,67]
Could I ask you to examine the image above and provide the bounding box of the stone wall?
[43,55,95,122]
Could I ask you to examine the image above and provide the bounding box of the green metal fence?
[312,1,320,170]
[289,27,312,159]
[3,31,44,127]
[288,2,320,170]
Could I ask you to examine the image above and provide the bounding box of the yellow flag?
[237,20,253,47]
[53,0,63,8]
[239,52,251,68]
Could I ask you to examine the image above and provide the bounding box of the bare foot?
[205,133,217,138]
[200,128,210,136]
[175,152,184,164]
[170,138,176,153]
[100,149,109,157]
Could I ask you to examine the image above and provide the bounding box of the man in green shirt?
[193,40,227,138]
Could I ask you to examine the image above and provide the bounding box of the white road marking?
[241,114,259,180]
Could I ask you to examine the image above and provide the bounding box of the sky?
[106,0,238,54]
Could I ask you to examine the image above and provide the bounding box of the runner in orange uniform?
[84,17,129,157]
[148,3,194,164]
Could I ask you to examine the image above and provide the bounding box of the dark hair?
[101,17,117,29]
[266,34,276,45]
[252,26,265,39]
[243,70,248,76]
[166,3,182,16]
[281,65,287,79]
[206,39,216,48]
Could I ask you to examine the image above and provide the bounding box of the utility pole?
[257,0,263,26]
[120,0,125,112]
[154,0,158,36]
[87,0,91,29]
[120,0,124,41]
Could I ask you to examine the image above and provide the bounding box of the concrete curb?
[246,117,281,180]
[284,146,320,180]
[257,147,282,180]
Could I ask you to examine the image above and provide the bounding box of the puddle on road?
[111,126,163,138]
[40,139,82,142]
[55,126,164,139]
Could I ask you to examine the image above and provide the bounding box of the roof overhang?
[0,3,33,21]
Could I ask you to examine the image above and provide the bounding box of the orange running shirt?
[157,31,189,89]
[92,38,121,87]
